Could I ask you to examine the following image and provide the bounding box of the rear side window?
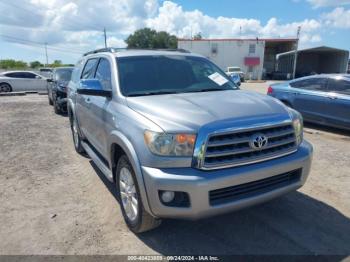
[95,58,112,90]
[328,78,350,95]
[4,72,37,79]
[290,78,327,91]
[81,58,98,79]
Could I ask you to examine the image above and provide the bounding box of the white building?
[178,38,296,80]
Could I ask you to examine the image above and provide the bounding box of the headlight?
[288,109,303,146]
[144,130,196,156]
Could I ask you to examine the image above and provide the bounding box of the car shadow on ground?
[304,122,350,137]
[90,161,350,255]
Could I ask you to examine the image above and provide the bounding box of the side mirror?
[47,79,53,82]
[77,79,112,98]
[35,75,41,79]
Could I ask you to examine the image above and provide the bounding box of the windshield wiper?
[127,91,180,97]
[184,88,231,93]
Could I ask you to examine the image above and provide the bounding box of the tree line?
[0,59,73,70]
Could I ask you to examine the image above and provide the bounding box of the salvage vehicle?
[226,66,245,82]
[267,74,350,130]
[47,67,73,114]
[0,71,47,93]
[68,48,313,233]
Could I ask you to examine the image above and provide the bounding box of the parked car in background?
[229,72,241,86]
[0,71,47,93]
[268,74,350,130]
[226,66,245,82]
[47,67,73,114]
[39,68,53,78]
[67,48,312,233]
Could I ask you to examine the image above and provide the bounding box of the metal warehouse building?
[277,46,350,78]
[178,38,297,80]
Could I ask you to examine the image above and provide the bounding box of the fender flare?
[108,131,154,217]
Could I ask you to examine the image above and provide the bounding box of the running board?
[81,141,113,182]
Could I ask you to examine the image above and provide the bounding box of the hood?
[126,90,290,132]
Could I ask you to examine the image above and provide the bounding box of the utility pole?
[104,28,107,48]
[292,26,301,79]
[44,42,48,67]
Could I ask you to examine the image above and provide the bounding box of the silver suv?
[67,48,313,233]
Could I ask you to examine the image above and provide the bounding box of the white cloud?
[146,1,321,45]
[0,0,326,56]
[323,7,350,28]
[307,0,350,8]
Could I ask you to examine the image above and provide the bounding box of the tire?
[53,99,61,114]
[0,83,12,93]
[116,155,161,233]
[70,116,85,154]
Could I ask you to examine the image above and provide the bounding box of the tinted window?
[117,55,237,96]
[95,58,112,90]
[55,68,73,81]
[328,78,350,95]
[290,78,327,91]
[81,58,98,79]
[4,72,37,79]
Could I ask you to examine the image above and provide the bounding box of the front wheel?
[116,155,161,233]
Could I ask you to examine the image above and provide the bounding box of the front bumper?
[142,140,313,219]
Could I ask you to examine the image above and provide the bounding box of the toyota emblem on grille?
[250,133,268,150]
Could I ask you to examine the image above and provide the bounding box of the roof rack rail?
[83,47,190,56]
[83,47,126,56]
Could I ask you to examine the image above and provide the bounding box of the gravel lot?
[0,84,349,256]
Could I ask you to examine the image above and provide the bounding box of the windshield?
[55,68,73,81]
[117,55,238,96]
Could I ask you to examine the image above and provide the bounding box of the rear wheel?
[70,117,85,154]
[116,155,161,233]
[0,83,12,93]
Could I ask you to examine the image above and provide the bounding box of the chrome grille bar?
[202,123,297,170]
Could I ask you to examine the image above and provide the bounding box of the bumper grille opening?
[203,123,297,169]
[209,169,302,206]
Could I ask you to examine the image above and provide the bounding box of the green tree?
[0,59,28,69]
[126,28,177,49]
[193,32,202,40]
[29,61,43,69]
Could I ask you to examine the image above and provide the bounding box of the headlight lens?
[144,130,196,156]
[289,109,303,146]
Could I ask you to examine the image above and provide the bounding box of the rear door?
[325,77,350,129]
[290,77,330,123]
[75,58,99,142]
[4,72,27,91]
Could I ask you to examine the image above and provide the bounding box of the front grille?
[203,123,297,169]
[209,169,302,206]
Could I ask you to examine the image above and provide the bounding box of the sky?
[0,0,349,64]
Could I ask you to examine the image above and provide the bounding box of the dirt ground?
[0,85,349,256]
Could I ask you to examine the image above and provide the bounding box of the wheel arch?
[109,131,154,217]
[0,82,12,92]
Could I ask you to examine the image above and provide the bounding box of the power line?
[0,34,84,54]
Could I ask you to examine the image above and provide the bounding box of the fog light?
[161,191,175,203]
